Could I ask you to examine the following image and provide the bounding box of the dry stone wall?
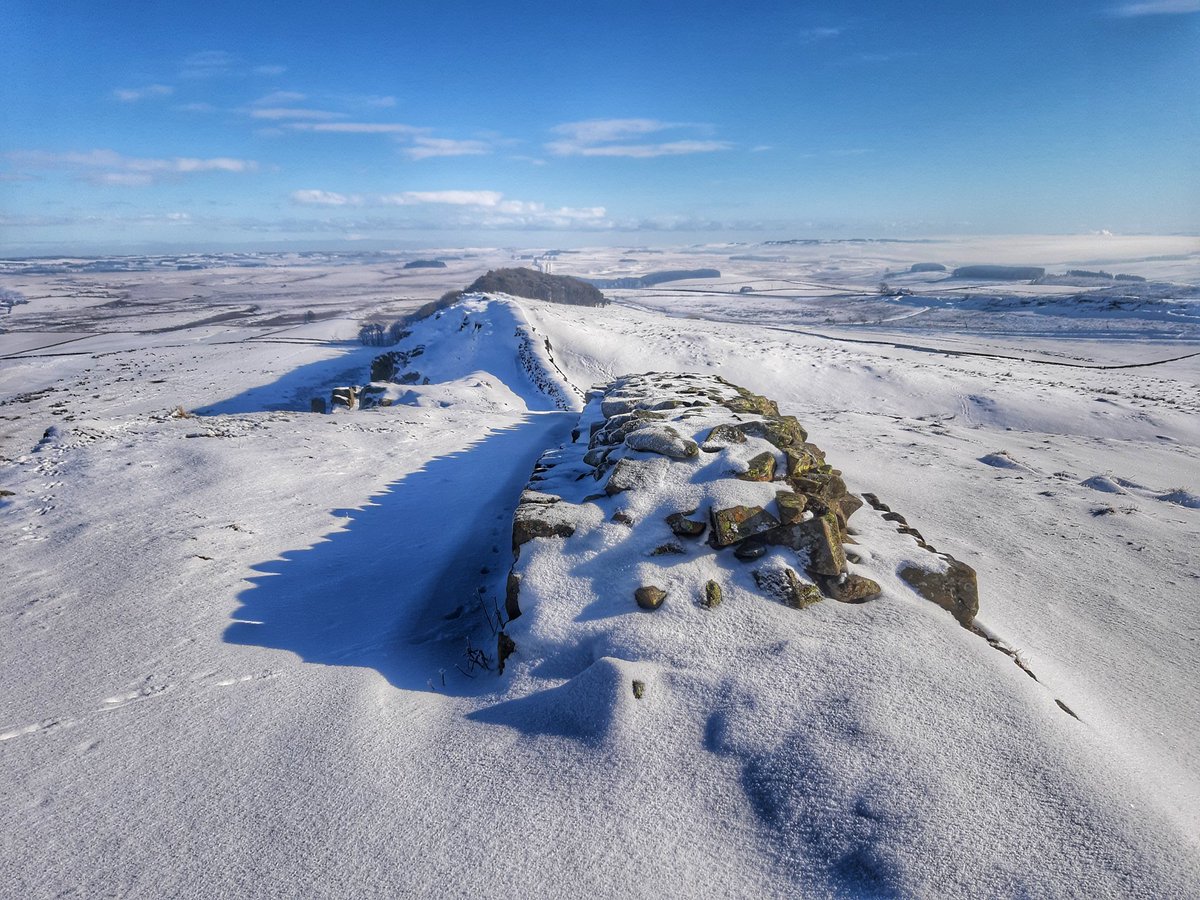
[502,373,981,658]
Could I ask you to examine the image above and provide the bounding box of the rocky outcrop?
[862,492,980,628]
[899,561,979,627]
[502,373,890,635]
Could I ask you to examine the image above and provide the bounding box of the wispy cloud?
[6,149,258,186]
[285,121,426,135]
[113,84,173,102]
[404,137,491,160]
[252,91,307,106]
[291,189,362,206]
[182,51,288,79]
[798,26,842,43]
[547,119,732,158]
[280,121,493,159]
[378,190,506,206]
[290,188,607,227]
[250,107,348,121]
[1110,0,1200,14]
[180,50,236,78]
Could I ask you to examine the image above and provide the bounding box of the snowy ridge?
[341,294,581,414]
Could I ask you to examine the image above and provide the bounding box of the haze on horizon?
[3,0,1199,255]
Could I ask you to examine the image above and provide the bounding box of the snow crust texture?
[2,258,1198,899]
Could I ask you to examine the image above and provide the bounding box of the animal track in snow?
[0,718,75,742]
[214,670,279,687]
[101,682,173,708]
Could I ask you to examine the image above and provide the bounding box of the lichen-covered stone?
[650,542,685,556]
[900,559,979,627]
[754,565,822,609]
[737,451,777,482]
[330,386,357,409]
[702,424,747,450]
[711,505,781,547]
[583,447,611,467]
[601,397,638,418]
[666,511,706,538]
[791,472,849,505]
[826,573,882,603]
[605,457,668,496]
[722,387,780,417]
[775,490,807,525]
[632,680,646,699]
[736,415,808,450]
[834,493,865,528]
[703,580,722,609]
[512,501,584,549]
[800,512,847,576]
[635,585,667,610]
[625,424,699,459]
[783,446,821,478]
[519,489,560,505]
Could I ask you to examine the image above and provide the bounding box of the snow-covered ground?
[1,238,1198,897]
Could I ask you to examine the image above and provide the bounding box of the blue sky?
[2,0,1198,252]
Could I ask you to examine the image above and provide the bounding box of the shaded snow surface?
[1,284,1198,898]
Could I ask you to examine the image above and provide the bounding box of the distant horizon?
[2,231,1199,261]
[5,2,1199,251]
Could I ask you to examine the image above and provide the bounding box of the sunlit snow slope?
[1,289,1197,898]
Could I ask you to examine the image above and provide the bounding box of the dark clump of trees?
[464,268,609,306]
[952,265,1046,281]
[403,259,447,269]
[357,268,608,345]
[358,321,412,346]
[585,269,720,289]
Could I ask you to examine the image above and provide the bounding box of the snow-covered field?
[2,237,1198,897]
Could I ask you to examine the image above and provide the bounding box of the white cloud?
[252,91,307,106]
[94,172,156,186]
[547,119,732,158]
[291,189,362,206]
[5,149,258,185]
[363,95,397,108]
[379,190,505,206]
[290,188,608,228]
[286,121,426,134]
[1111,0,1200,14]
[552,118,679,144]
[250,107,347,121]
[113,84,173,102]
[552,139,732,158]
[404,138,491,160]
